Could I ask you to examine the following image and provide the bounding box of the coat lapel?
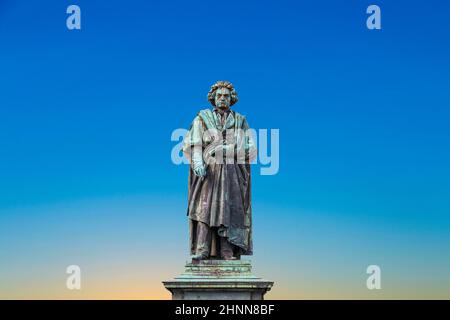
[223,111,235,130]
[199,109,236,131]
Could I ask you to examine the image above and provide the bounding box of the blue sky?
[0,0,449,298]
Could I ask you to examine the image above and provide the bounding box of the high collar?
[212,108,234,129]
[213,107,231,115]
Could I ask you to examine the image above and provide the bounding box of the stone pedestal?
[163,259,273,300]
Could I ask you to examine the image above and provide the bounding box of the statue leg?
[193,221,211,260]
[220,236,237,260]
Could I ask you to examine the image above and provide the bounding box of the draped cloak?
[182,109,257,257]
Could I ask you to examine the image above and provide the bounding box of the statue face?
[214,87,231,110]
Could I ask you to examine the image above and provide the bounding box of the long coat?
[182,108,256,256]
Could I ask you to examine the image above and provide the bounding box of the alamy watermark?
[366,5,381,30]
[171,128,280,176]
[66,5,81,30]
[66,265,81,290]
[366,265,382,290]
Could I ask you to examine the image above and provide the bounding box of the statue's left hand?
[193,164,207,177]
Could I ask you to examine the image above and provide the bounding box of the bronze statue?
[182,81,256,261]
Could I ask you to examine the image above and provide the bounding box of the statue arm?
[237,117,257,163]
[182,116,206,176]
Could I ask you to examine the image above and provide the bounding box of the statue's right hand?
[193,164,206,177]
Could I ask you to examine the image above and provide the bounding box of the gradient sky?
[1,0,449,299]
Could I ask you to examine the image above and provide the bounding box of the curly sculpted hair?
[207,81,239,107]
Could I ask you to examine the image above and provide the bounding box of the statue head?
[207,81,238,110]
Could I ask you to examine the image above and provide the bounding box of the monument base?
[163,259,273,300]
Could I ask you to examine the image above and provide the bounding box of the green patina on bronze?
[163,260,274,300]
[182,81,257,261]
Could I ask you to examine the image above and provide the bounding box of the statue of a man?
[182,81,256,261]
